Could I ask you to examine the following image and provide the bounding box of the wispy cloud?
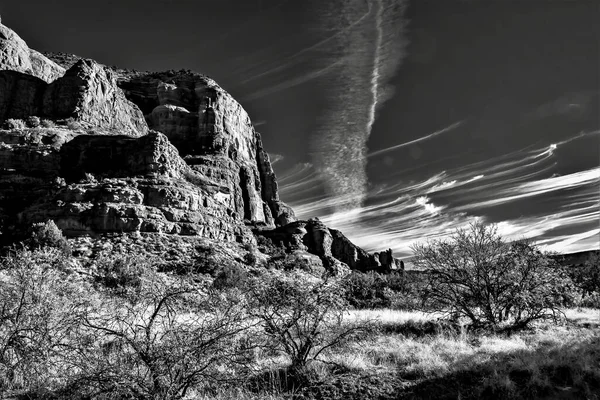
[310,0,409,212]
[279,130,600,258]
[368,120,465,158]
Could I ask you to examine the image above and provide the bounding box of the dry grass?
[301,307,600,399]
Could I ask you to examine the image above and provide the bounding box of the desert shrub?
[77,275,254,399]
[26,220,71,255]
[55,117,82,130]
[412,222,574,329]
[24,116,40,128]
[244,242,258,266]
[577,292,600,308]
[2,118,26,130]
[255,235,287,259]
[213,263,248,290]
[93,253,151,291]
[569,252,600,297]
[40,119,56,128]
[343,272,391,309]
[248,272,366,374]
[0,248,91,394]
[342,271,426,310]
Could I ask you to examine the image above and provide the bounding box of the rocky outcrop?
[43,60,148,135]
[256,218,403,273]
[0,60,148,136]
[0,21,64,83]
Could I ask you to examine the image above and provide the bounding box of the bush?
[0,248,90,393]
[93,253,152,291]
[25,116,40,128]
[3,118,26,130]
[412,222,574,329]
[248,272,366,373]
[212,263,248,290]
[342,271,427,310]
[569,252,600,297]
[343,272,391,309]
[40,119,56,128]
[26,220,71,255]
[78,276,254,399]
[255,235,287,259]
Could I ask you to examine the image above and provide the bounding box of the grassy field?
[199,308,600,400]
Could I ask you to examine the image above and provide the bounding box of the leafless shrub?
[412,222,575,330]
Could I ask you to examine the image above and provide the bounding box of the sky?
[2,0,598,257]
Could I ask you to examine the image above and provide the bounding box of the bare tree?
[0,248,89,394]
[412,222,574,329]
[248,272,366,373]
[77,273,256,399]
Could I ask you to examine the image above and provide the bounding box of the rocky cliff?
[0,18,402,274]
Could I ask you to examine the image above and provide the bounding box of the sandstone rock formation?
[0,20,64,83]
[117,70,295,226]
[257,218,404,273]
[0,59,148,136]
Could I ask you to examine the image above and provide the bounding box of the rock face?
[0,21,65,83]
[117,70,294,226]
[0,60,148,136]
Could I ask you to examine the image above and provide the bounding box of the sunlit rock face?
[21,132,252,242]
[0,21,65,83]
[0,60,148,136]
[118,70,295,227]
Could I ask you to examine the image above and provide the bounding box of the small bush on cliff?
[412,222,574,330]
[26,220,71,255]
[25,116,40,128]
[2,118,26,130]
[93,253,150,291]
[244,242,258,266]
[213,263,248,290]
[39,119,56,128]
